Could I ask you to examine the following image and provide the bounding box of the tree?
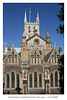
[58,55,64,94]
[56,3,64,35]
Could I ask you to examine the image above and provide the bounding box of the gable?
[3,48,21,63]
[47,47,60,62]
[27,34,47,49]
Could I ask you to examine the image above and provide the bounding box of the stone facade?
[3,10,62,94]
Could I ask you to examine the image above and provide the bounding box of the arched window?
[51,73,53,87]
[39,74,42,87]
[29,74,32,88]
[38,56,39,63]
[17,74,19,88]
[55,71,58,87]
[55,55,56,63]
[11,72,15,88]
[33,27,35,33]
[34,72,37,87]
[7,74,10,88]
[12,52,14,63]
[9,55,11,63]
[35,53,36,63]
[15,55,17,63]
[28,26,30,33]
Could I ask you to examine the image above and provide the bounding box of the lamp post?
[27,67,30,94]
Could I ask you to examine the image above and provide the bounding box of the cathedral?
[3,10,62,94]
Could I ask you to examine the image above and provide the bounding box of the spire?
[46,31,50,38]
[37,10,39,21]
[24,9,27,23]
[46,31,50,42]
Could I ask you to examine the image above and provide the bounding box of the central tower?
[23,10,40,39]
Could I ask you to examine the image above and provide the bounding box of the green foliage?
[58,55,64,94]
[56,3,64,35]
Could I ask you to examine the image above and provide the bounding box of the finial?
[8,43,10,46]
[12,43,15,48]
[53,42,56,47]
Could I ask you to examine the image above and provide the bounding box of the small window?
[55,55,56,63]
[15,55,17,63]
[52,57,53,63]
[35,39,38,44]
[28,26,30,33]
[35,53,36,63]
[38,56,39,63]
[12,52,14,63]
[39,51,42,55]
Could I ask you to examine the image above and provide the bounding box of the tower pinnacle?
[37,10,39,21]
[24,9,27,23]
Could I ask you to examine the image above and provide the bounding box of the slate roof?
[44,51,53,62]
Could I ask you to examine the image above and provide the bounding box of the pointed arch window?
[39,74,42,87]
[11,72,15,88]
[51,73,53,87]
[34,72,37,87]
[7,74,10,88]
[33,27,35,33]
[29,74,32,88]
[55,71,58,87]
[39,51,42,56]
[38,56,39,63]
[12,52,14,63]
[55,55,56,63]
[35,53,36,63]
[15,55,17,63]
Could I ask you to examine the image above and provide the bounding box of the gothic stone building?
[3,10,62,94]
